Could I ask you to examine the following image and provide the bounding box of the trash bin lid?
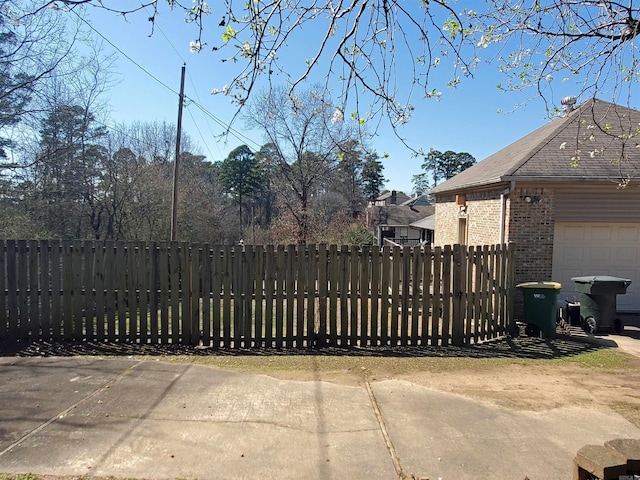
[516,281,562,289]
[571,275,632,286]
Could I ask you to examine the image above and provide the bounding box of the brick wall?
[434,185,556,320]
[434,194,459,245]
[466,190,503,245]
[508,187,556,319]
[434,190,504,246]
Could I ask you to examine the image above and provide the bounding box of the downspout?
[499,181,515,244]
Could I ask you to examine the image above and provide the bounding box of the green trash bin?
[516,282,562,338]
[571,276,632,334]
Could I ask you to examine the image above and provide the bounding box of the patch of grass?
[0,475,42,480]
[160,353,540,381]
[155,346,636,382]
[554,349,634,371]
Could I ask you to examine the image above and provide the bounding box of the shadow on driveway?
[0,332,618,360]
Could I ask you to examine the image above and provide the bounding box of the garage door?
[552,223,640,311]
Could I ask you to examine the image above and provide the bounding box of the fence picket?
[452,244,465,346]
[390,246,400,346]
[139,243,150,344]
[441,245,452,345]
[410,247,421,345]
[380,246,390,345]
[244,245,255,348]
[400,246,410,346]
[264,245,274,347]
[17,241,28,340]
[370,246,380,346]
[338,245,348,346]
[328,245,338,345]
[190,244,201,346]
[465,246,475,344]
[350,246,358,345]
[29,240,40,341]
[126,242,139,343]
[296,245,305,348]
[82,241,94,341]
[306,245,316,347]
[431,246,442,346]
[6,241,17,341]
[275,245,285,348]
[158,242,169,344]
[39,240,51,342]
[0,241,6,341]
[252,245,263,347]
[211,245,222,348]
[285,245,295,348]
[360,246,370,346]
[421,247,432,345]
[222,245,232,348]
[169,242,180,344]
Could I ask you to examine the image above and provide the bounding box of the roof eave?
[431,175,630,195]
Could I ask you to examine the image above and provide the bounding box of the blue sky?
[77,3,589,194]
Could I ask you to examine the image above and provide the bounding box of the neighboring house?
[401,194,433,207]
[366,204,435,246]
[373,190,410,206]
[430,98,640,314]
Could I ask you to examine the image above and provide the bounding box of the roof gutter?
[499,180,515,244]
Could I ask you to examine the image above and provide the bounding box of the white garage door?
[552,223,640,311]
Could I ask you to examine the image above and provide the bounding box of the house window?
[458,217,468,245]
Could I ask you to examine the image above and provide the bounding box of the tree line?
[1,88,387,244]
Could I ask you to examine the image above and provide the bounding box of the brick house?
[429,98,640,315]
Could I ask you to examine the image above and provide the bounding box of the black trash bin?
[516,282,562,338]
[571,276,632,334]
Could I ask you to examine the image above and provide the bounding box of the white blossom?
[189,40,202,53]
[477,35,490,48]
[241,42,253,58]
[559,142,567,150]
[331,108,344,124]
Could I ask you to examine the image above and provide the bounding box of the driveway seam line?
[364,378,404,479]
[0,360,143,457]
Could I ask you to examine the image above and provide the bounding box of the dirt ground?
[253,353,640,426]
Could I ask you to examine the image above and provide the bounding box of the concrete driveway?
[1,349,639,480]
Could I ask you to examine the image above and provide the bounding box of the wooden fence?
[0,240,514,349]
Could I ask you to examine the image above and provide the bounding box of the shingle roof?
[368,205,435,227]
[430,98,640,194]
[410,214,435,230]
[400,194,432,206]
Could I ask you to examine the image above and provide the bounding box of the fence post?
[451,244,466,346]
[506,242,516,335]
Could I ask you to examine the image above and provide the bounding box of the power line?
[187,98,263,150]
[134,1,222,159]
[70,9,178,96]
[73,8,263,156]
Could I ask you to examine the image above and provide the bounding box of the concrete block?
[605,438,640,474]
[573,444,628,480]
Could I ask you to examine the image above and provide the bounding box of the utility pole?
[171,63,186,241]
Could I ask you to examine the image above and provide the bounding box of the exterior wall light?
[523,195,541,203]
